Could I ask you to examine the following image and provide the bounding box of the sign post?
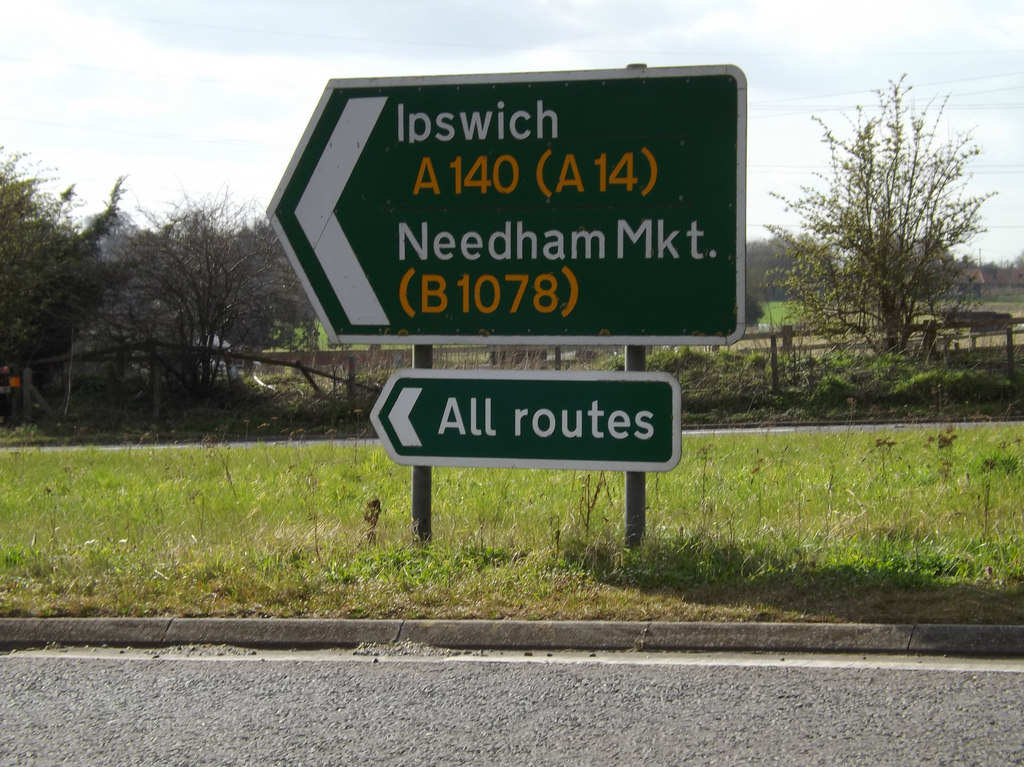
[411,345,433,541]
[624,345,647,547]
[270,65,746,544]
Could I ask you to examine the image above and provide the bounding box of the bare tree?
[102,194,314,399]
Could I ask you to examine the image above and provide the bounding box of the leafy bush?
[812,373,857,406]
[645,347,771,411]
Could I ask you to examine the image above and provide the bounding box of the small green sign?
[269,66,746,345]
[370,370,681,471]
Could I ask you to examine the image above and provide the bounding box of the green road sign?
[269,65,746,345]
[370,370,681,471]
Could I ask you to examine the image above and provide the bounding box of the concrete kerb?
[909,624,1024,656]
[395,621,916,654]
[396,620,646,651]
[640,622,917,654]
[1,618,1023,656]
[0,618,173,649]
[163,618,404,650]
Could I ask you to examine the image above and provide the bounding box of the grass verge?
[2,425,1023,624]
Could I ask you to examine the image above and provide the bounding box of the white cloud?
[1,0,1020,260]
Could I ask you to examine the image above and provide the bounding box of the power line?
[66,10,1024,60]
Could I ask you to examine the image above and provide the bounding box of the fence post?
[347,356,356,405]
[3,367,15,423]
[18,367,52,420]
[770,334,780,395]
[22,367,33,423]
[781,324,793,351]
[1008,327,1015,379]
[150,348,162,419]
[923,320,938,359]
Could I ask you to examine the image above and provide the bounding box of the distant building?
[960,266,1024,296]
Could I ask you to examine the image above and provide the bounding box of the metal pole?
[624,344,646,548]
[411,344,433,542]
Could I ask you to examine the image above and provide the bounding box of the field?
[756,293,1024,329]
[2,424,1023,624]
[756,300,801,328]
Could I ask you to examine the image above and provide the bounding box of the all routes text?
[437,396,656,442]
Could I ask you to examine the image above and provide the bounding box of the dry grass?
[2,425,1023,624]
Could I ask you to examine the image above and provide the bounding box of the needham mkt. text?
[398,219,716,262]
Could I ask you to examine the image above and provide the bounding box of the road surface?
[2,647,1023,765]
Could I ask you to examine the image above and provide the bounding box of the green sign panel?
[269,65,746,345]
[370,370,681,471]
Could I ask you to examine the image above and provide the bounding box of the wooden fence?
[4,318,1021,424]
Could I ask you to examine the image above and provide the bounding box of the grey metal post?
[624,344,646,547]
[411,344,433,542]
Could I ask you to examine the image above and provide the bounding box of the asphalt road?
[3,648,1023,766]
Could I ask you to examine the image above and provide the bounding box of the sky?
[2,0,1022,263]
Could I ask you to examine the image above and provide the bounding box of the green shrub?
[892,369,1011,405]
[812,373,857,406]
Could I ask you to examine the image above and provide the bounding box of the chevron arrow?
[388,386,423,448]
[291,96,388,326]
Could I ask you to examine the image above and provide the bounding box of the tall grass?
[2,425,1023,623]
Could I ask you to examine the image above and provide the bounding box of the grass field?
[756,301,800,328]
[2,424,1023,624]
[755,293,1024,329]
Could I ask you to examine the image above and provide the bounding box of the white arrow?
[389,386,423,448]
[294,96,389,326]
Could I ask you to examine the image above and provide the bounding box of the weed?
[696,443,715,525]
[363,498,382,545]
[573,472,611,534]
